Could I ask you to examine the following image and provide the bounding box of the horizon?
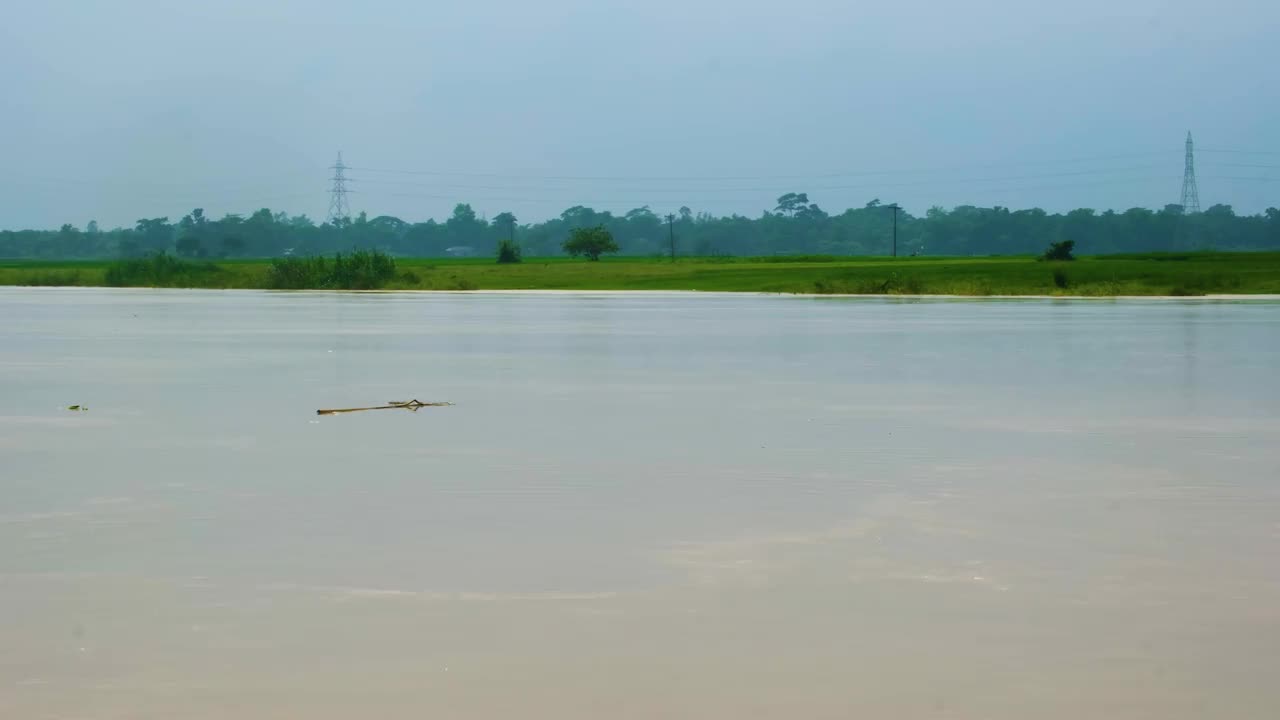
[4,0,1278,230]
[4,159,1273,234]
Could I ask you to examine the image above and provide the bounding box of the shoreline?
[6,253,1278,297]
[5,285,1279,301]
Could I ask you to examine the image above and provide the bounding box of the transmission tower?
[1180,132,1201,214]
[327,151,352,223]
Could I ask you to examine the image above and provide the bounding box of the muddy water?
[2,288,1278,719]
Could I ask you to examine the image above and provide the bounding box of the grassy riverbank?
[3,252,1280,296]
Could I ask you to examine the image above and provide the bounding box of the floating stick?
[316,399,453,416]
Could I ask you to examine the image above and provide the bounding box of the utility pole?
[326,151,352,224]
[1180,131,1201,214]
[887,203,901,257]
[666,213,676,262]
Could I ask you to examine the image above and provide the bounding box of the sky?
[2,0,1278,230]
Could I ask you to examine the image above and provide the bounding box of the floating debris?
[67,405,88,412]
[316,399,453,416]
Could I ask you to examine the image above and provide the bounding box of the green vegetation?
[266,250,396,289]
[1042,240,1076,262]
[562,226,619,261]
[104,253,224,287]
[496,238,522,264]
[16,269,82,287]
[4,197,1279,261]
[4,252,1279,296]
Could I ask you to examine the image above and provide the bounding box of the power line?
[887,204,901,257]
[1199,148,1280,155]
[1204,176,1280,183]
[1200,162,1280,170]
[344,151,1174,183]
[665,213,676,262]
[367,175,1183,210]
[345,165,1164,195]
[0,170,323,189]
[980,176,1179,195]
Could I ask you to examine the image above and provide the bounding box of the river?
[2,288,1278,719]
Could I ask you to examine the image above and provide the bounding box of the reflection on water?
[2,289,1279,719]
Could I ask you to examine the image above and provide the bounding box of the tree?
[449,204,477,224]
[496,238,522,264]
[53,224,85,258]
[176,234,204,257]
[134,217,173,254]
[796,202,828,221]
[446,203,485,246]
[1264,208,1280,248]
[493,211,518,240]
[563,225,618,261]
[1042,239,1076,261]
[775,193,810,216]
[560,205,613,232]
[244,208,279,253]
[176,208,208,257]
[11,192,1280,261]
[403,220,448,256]
[221,235,246,257]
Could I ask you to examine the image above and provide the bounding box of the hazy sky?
[3,0,1277,230]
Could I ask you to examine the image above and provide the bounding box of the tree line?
[3,196,1278,259]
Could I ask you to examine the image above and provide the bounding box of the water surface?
[2,288,1278,719]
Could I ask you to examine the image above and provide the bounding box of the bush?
[1042,240,1076,261]
[105,253,221,287]
[496,239,522,264]
[1052,269,1070,289]
[750,255,842,264]
[813,273,925,294]
[1165,273,1241,296]
[18,270,81,286]
[563,226,619,261]
[266,249,397,289]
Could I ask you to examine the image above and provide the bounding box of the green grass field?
[3,252,1280,296]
